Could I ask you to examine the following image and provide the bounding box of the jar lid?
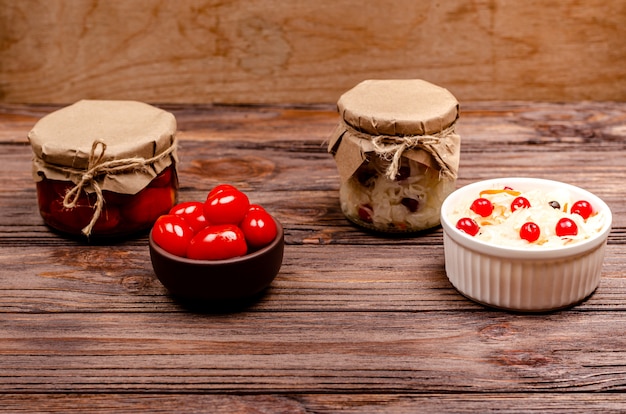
[337,79,459,136]
[28,100,177,194]
[328,79,461,184]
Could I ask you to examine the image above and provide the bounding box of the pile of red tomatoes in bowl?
[151,184,278,260]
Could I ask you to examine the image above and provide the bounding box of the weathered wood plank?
[0,243,624,313]
[1,311,626,393]
[1,393,625,414]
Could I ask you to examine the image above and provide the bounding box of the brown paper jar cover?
[28,100,178,238]
[328,79,461,233]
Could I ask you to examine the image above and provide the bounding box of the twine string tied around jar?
[58,139,176,237]
[344,120,458,181]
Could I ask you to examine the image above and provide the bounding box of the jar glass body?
[339,156,455,233]
[36,166,178,238]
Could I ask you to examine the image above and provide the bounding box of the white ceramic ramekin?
[440,177,612,312]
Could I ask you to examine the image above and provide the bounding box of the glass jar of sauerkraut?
[328,79,461,233]
[28,100,178,239]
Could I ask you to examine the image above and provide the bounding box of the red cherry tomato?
[470,198,493,217]
[203,189,250,225]
[36,182,56,214]
[37,180,75,215]
[456,217,480,236]
[556,217,578,237]
[48,197,90,229]
[89,205,122,233]
[570,200,593,219]
[511,196,531,212]
[152,214,195,257]
[49,198,122,233]
[247,204,266,213]
[48,180,75,202]
[123,187,175,227]
[169,201,209,233]
[101,189,132,206]
[240,209,277,249]
[148,167,174,188]
[187,224,248,260]
[208,184,239,198]
[520,222,540,242]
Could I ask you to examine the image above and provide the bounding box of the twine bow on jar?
[57,139,176,236]
[344,121,459,181]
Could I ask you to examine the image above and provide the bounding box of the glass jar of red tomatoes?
[28,100,178,239]
[328,79,461,233]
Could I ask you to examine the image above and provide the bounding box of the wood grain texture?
[1,1,625,104]
[1,394,625,414]
[1,102,626,412]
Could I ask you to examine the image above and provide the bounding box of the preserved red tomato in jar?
[328,79,461,233]
[28,100,178,239]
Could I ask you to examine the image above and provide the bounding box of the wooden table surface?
[1,102,625,413]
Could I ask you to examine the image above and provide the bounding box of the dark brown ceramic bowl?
[149,219,284,302]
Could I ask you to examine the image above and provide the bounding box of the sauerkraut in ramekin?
[448,185,607,248]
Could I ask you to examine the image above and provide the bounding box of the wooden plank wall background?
[1,0,625,104]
